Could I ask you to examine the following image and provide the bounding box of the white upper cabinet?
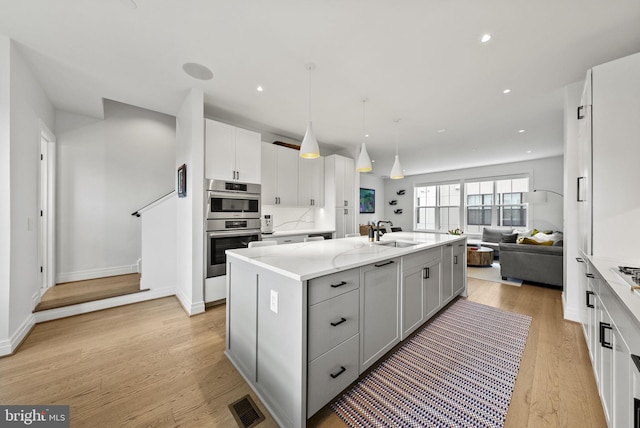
[261,142,299,206]
[325,155,355,209]
[205,119,261,184]
[298,156,324,207]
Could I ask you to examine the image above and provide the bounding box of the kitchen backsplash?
[261,205,316,231]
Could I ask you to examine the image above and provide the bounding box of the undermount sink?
[374,240,419,248]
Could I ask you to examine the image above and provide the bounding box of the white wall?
[175,88,205,315]
[55,100,175,282]
[0,36,11,349]
[0,40,56,356]
[384,156,564,235]
[358,174,386,228]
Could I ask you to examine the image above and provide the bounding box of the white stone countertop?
[261,228,335,238]
[227,232,466,281]
[588,255,640,324]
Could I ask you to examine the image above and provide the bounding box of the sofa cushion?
[482,227,513,243]
[500,233,518,243]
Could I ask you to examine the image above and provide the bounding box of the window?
[415,183,460,232]
[465,177,528,234]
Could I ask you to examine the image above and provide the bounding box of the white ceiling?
[2,0,640,177]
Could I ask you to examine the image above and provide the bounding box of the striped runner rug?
[331,299,531,428]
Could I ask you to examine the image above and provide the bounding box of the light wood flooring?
[34,274,148,312]
[1,277,605,427]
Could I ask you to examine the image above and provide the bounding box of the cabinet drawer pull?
[454,256,458,264]
[586,290,594,308]
[585,273,595,278]
[330,281,347,288]
[577,105,585,120]
[576,257,584,263]
[374,260,394,268]
[330,366,346,379]
[599,322,613,349]
[446,244,453,247]
[423,267,430,279]
[577,177,586,202]
[330,317,347,327]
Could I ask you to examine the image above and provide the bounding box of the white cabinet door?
[577,70,592,256]
[360,258,400,372]
[261,143,298,205]
[234,127,261,184]
[598,300,613,425]
[452,242,465,296]
[261,143,278,205]
[276,145,299,206]
[206,119,261,183]
[401,260,425,340]
[441,244,454,304]
[333,156,346,207]
[612,327,631,428]
[205,119,236,181]
[343,157,355,209]
[299,156,324,207]
[424,261,441,320]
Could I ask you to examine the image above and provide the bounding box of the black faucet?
[376,220,393,241]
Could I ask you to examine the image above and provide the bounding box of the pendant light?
[299,63,320,159]
[390,119,404,179]
[356,98,373,172]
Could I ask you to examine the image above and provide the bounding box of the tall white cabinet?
[576,52,640,261]
[573,52,640,427]
[205,119,261,184]
[261,142,299,205]
[324,155,356,238]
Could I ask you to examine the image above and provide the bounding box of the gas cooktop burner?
[619,266,640,275]
[616,266,640,289]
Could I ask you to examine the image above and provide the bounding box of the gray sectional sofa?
[468,227,564,288]
[499,242,563,288]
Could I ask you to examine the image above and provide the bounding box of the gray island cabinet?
[225,232,466,428]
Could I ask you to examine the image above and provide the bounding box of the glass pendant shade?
[390,155,404,179]
[300,121,320,159]
[356,142,372,172]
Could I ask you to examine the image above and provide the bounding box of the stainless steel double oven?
[205,179,261,278]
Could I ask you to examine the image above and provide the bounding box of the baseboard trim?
[56,265,138,284]
[33,287,176,323]
[0,314,36,357]
[175,289,206,316]
[562,291,580,322]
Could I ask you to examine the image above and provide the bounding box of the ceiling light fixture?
[257,86,263,92]
[390,119,404,180]
[437,128,447,133]
[182,62,213,80]
[356,98,373,172]
[503,89,511,94]
[481,33,492,43]
[519,129,526,133]
[299,63,320,159]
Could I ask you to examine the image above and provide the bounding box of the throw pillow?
[500,233,518,243]
[514,228,533,239]
[517,237,554,246]
[482,228,511,243]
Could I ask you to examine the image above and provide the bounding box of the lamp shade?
[390,155,404,179]
[523,191,547,203]
[356,142,372,172]
[299,122,320,159]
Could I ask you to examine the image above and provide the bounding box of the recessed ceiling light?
[257,86,263,92]
[365,134,369,138]
[481,34,492,43]
[519,129,525,133]
[182,63,213,80]
[527,150,532,154]
[437,129,447,133]
[371,160,375,163]
[503,89,511,94]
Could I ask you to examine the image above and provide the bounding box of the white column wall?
[175,88,205,315]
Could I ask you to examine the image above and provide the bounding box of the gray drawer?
[308,268,359,305]
[308,289,359,361]
[307,333,359,417]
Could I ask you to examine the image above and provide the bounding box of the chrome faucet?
[376,220,393,241]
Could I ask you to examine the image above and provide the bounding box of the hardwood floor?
[1,277,605,427]
[34,274,148,312]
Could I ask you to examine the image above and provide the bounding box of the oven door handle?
[207,229,262,238]
[208,190,260,200]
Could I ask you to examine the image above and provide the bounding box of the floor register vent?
[228,395,265,428]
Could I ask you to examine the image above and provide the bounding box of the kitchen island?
[225,232,467,428]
